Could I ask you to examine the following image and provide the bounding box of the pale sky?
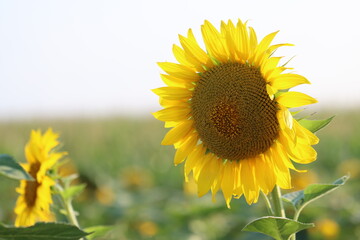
[0,0,359,119]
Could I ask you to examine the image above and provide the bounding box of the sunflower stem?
[64,197,80,227]
[271,185,285,218]
[54,183,80,227]
[290,232,297,240]
[261,191,274,215]
[288,208,304,240]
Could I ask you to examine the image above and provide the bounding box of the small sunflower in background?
[14,128,66,226]
[153,19,319,207]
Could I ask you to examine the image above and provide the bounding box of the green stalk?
[63,197,80,227]
[261,191,274,216]
[271,185,285,218]
[55,183,80,227]
[55,183,86,240]
[271,185,295,239]
[290,232,296,240]
[289,207,305,240]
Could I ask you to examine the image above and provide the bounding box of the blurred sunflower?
[153,19,319,207]
[14,129,66,226]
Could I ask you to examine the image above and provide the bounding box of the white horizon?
[1,0,359,120]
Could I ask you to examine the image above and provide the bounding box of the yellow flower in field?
[95,185,115,205]
[313,218,339,239]
[153,19,319,207]
[14,129,66,226]
[184,175,198,196]
[292,170,318,191]
[137,221,158,237]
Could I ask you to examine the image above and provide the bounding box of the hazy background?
[1,0,359,120]
[1,1,360,239]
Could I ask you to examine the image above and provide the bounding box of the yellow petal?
[266,84,275,100]
[160,74,193,88]
[211,163,224,202]
[160,120,193,145]
[260,153,276,194]
[248,26,258,56]
[42,128,59,151]
[236,19,250,61]
[172,44,204,72]
[293,120,319,145]
[266,66,289,80]
[277,106,296,144]
[267,43,294,55]
[172,44,194,68]
[222,20,236,61]
[221,162,236,208]
[270,145,292,189]
[164,121,178,128]
[152,87,193,100]
[153,106,191,122]
[261,57,282,77]
[197,155,220,197]
[159,97,188,108]
[274,141,304,172]
[276,91,317,108]
[157,62,199,80]
[278,130,317,164]
[240,159,258,204]
[270,74,310,90]
[174,134,198,165]
[179,29,212,68]
[283,107,294,129]
[201,20,228,62]
[193,151,211,181]
[252,155,269,194]
[292,144,317,164]
[250,31,279,66]
[184,144,206,179]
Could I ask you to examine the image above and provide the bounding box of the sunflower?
[152,19,319,207]
[14,128,66,226]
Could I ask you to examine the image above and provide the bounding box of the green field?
[0,110,359,240]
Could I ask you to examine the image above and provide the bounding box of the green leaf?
[242,216,314,240]
[83,225,113,240]
[303,175,349,203]
[298,116,334,133]
[283,175,349,210]
[282,191,304,209]
[61,184,86,201]
[0,222,88,240]
[0,154,33,181]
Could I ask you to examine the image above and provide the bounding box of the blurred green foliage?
[0,110,359,240]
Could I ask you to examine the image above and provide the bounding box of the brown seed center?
[210,101,240,139]
[191,62,279,160]
[24,162,41,207]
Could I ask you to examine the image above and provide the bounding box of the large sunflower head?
[14,128,66,226]
[153,19,319,207]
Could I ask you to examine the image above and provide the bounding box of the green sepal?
[242,216,314,240]
[83,225,113,240]
[297,116,334,133]
[290,109,304,116]
[61,174,79,186]
[0,222,88,240]
[60,184,87,201]
[274,89,289,98]
[282,175,349,210]
[0,154,34,181]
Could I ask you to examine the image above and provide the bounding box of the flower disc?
[24,162,41,207]
[191,62,279,160]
